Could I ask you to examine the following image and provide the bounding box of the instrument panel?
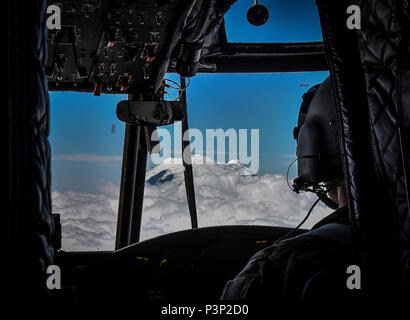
[46,0,188,95]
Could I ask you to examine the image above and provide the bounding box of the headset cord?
[273,180,339,245]
[273,197,320,245]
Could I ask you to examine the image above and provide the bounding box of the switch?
[136,12,146,25]
[55,54,65,80]
[117,74,131,92]
[109,63,116,76]
[141,43,158,63]
[93,76,103,96]
[105,28,117,47]
[155,11,164,25]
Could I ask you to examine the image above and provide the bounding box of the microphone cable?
[274,178,338,245]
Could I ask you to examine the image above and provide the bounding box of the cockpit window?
[139,71,332,241]
[50,92,126,251]
[51,71,332,251]
[224,0,323,43]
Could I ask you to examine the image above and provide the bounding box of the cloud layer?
[53,159,332,251]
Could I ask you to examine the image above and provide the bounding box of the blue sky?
[50,0,328,192]
[225,0,324,42]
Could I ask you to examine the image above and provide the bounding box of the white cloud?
[53,158,332,251]
[52,182,119,250]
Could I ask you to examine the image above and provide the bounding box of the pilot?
[220,77,355,306]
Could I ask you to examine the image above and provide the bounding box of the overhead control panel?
[46,0,190,96]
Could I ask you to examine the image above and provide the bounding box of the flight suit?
[220,206,354,305]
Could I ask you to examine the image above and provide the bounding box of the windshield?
[50,71,332,250]
[49,0,330,251]
[140,72,332,241]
